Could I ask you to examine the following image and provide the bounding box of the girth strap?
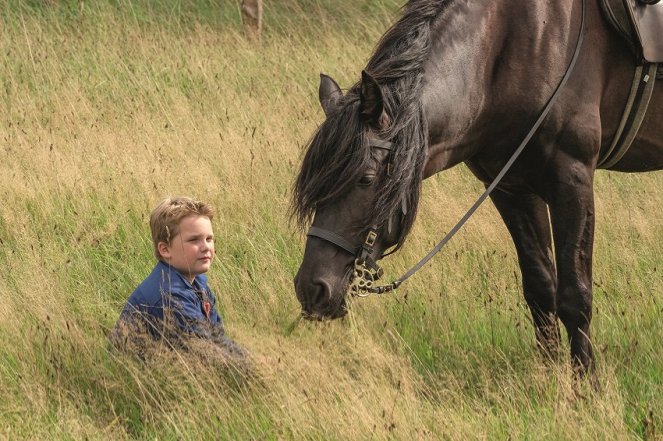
[598,62,658,168]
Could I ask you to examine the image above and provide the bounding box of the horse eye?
[358,175,375,186]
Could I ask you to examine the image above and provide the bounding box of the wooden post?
[241,0,263,41]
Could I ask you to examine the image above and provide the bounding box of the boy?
[112,196,244,359]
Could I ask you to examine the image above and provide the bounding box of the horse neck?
[421,0,578,178]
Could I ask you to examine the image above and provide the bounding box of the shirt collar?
[156,260,208,290]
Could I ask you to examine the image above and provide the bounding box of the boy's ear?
[157,242,171,260]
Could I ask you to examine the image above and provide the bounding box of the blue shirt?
[116,261,225,342]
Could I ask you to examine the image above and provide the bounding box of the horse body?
[292,0,663,374]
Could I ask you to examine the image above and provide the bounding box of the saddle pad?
[626,1,663,62]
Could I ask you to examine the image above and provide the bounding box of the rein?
[309,0,586,297]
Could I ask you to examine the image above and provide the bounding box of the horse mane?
[292,0,447,247]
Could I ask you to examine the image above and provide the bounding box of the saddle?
[600,0,663,62]
[597,0,661,168]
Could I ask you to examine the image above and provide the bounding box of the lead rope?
[362,0,587,295]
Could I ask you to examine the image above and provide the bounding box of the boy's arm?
[168,289,246,356]
[167,290,218,338]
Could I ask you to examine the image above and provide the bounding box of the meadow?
[0,0,661,439]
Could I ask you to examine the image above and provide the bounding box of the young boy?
[112,196,243,358]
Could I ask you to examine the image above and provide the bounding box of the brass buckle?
[348,258,384,297]
[364,230,377,247]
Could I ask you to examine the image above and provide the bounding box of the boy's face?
[158,215,215,282]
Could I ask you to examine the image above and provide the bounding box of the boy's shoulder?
[129,261,216,305]
[144,261,193,289]
[129,261,188,304]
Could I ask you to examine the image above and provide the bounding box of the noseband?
[306,139,394,296]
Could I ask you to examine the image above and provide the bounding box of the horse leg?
[547,171,595,376]
[489,190,561,359]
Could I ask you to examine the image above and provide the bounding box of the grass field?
[1,1,662,439]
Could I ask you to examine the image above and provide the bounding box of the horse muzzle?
[294,270,349,320]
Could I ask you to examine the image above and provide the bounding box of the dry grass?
[0,1,662,439]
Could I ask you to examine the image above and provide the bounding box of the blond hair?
[150,196,215,260]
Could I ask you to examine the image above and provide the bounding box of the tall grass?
[0,1,661,439]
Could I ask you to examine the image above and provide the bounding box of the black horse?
[291,0,663,374]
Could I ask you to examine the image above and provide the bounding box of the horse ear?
[319,73,343,117]
[359,70,384,125]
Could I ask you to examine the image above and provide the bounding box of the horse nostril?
[295,273,337,318]
[310,280,332,309]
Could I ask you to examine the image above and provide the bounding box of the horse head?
[292,71,422,319]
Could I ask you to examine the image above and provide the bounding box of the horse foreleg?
[548,168,595,376]
[489,189,561,360]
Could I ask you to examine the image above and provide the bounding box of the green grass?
[1,0,662,439]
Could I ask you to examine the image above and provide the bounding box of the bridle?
[306,138,393,296]
[307,0,586,297]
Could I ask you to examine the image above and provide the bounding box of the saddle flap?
[600,0,663,62]
[626,0,663,62]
